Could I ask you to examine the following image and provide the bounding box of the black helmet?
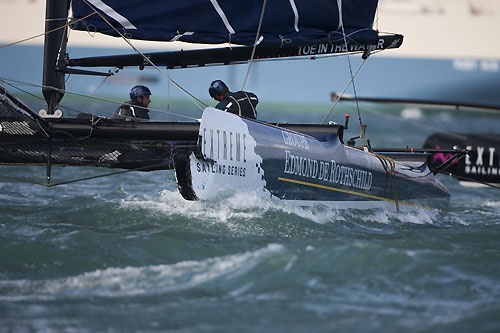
[208,80,228,99]
[130,85,151,100]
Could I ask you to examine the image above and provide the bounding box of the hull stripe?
[277,177,432,210]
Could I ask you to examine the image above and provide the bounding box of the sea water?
[0,105,499,332]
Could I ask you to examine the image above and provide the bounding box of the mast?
[42,0,69,115]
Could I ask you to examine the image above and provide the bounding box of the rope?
[241,0,267,91]
[0,12,97,49]
[0,162,171,187]
[82,0,208,112]
[375,154,400,212]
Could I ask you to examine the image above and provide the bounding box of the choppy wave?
[1,136,500,331]
[120,189,447,226]
[0,244,292,301]
[483,200,500,209]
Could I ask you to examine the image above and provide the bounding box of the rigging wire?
[56,21,68,72]
[3,1,398,123]
[1,77,117,118]
[50,10,108,118]
[241,0,267,91]
[0,162,172,188]
[82,0,208,113]
[336,0,365,147]
[433,170,500,190]
[0,79,45,104]
[166,68,171,120]
[66,69,113,116]
[0,12,97,49]
[0,77,199,121]
[344,100,460,134]
[0,7,383,115]
[319,8,379,125]
[0,9,158,118]
[321,59,366,124]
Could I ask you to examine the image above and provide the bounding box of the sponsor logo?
[196,126,249,178]
[464,145,499,176]
[196,161,246,178]
[201,127,247,162]
[298,39,386,56]
[189,108,268,200]
[431,146,458,166]
[283,150,372,190]
[281,130,309,150]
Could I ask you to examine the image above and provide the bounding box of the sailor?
[208,80,258,119]
[113,85,151,120]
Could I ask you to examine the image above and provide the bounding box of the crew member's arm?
[248,92,258,106]
[244,92,258,118]
[113,104,132,119]
[215,99,237,115]
[119,105,134,118]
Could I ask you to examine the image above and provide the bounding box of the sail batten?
[86,0,137,30]
[210,0,236,35]
[71,0,381,47]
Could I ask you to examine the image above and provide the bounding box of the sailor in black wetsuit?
[208,80,258,119]
[113,85,151,120]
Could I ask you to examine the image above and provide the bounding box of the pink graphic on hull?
[431,146,458,165]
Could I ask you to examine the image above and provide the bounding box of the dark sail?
[71,0,380,46]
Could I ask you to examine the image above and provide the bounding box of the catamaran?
[0,0,456,211]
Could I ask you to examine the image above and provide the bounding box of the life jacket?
[113,100,150,120]
[216,91,258,119]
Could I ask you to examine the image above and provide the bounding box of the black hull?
[424,132,500,185]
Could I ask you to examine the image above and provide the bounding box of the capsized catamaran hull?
[181,108,450,211]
